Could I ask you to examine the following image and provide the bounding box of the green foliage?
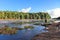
[0,11,51,19]
[24,26,34,29]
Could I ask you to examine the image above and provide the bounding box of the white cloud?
[19,7,31,13]
[47,8,60,18]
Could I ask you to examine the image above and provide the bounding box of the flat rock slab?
[32,32,60,40]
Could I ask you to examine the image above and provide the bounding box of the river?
[0,21,46,40]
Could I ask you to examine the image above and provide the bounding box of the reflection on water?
[0,21,45,40]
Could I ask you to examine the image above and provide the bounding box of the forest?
[0,11,51,19]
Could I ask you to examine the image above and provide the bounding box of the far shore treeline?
[0,11,51,19]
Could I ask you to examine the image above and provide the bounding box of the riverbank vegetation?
[0,11,51,19]
[0,25,34,35]
[0,26,17,34]
[24,26,34,29]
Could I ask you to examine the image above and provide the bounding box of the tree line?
[0,11,51,19]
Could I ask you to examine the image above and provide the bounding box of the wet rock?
[32,32,60,40]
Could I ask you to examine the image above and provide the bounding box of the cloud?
[19,7,31,13]
[47,8,60,18]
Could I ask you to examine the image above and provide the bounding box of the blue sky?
[0,0,60,12]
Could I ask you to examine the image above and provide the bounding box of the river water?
[0,21,46,40]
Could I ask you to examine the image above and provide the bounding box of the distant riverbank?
[0,19,41,23]
[0,19,50,24]
[0,19,50,21]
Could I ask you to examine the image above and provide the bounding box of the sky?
[0,0,60,18]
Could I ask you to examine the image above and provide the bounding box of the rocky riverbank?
[32,22,60,40]
[32,32,60,40]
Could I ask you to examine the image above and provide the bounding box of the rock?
[32,32,60,40]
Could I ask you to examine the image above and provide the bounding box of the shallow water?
[0,21,45,40]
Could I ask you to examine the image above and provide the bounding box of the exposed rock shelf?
[32,32,60,40]
[32,22,60,40]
